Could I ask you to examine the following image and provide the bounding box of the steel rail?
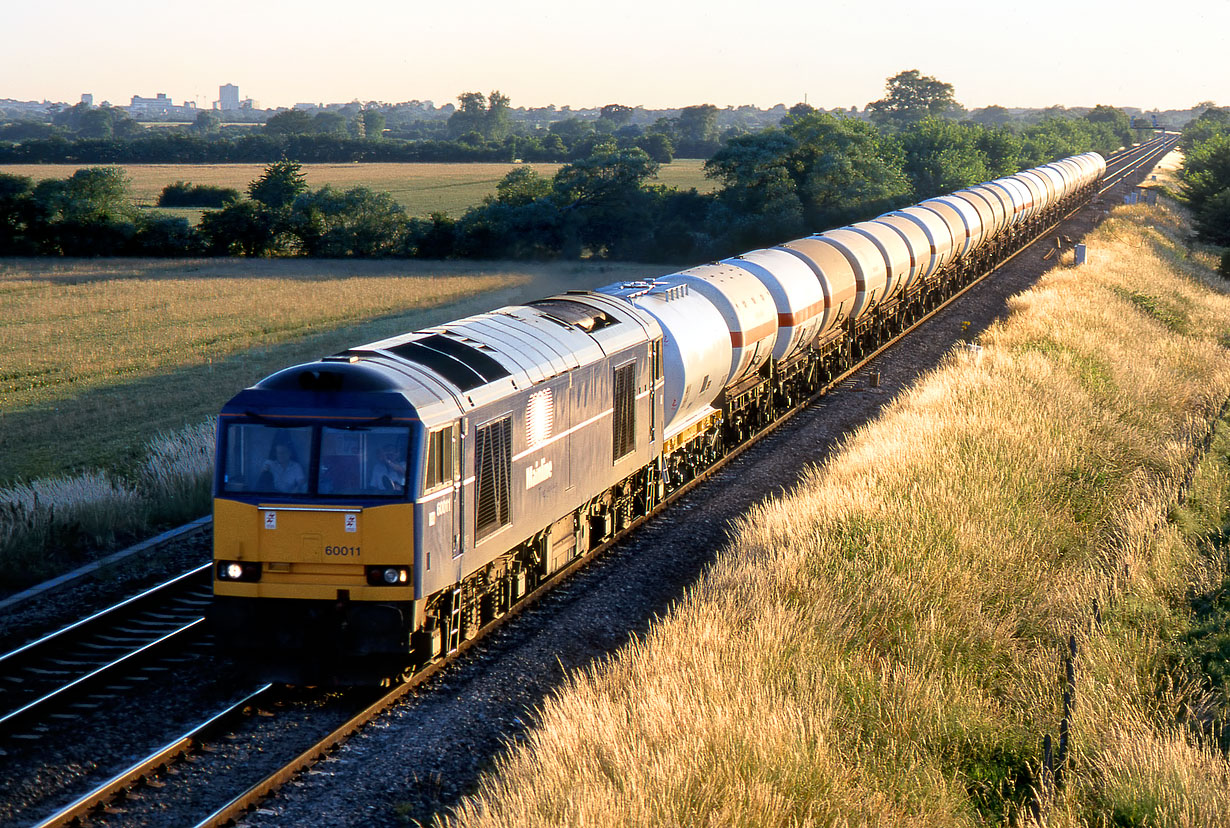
[0,565,213,737]
[0,563,210,670]
[29,685,274,828]
[0,618,206,734]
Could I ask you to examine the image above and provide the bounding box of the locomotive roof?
[246,291,660,428]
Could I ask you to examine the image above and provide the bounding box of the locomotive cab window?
[423,425,457,493]
[220,423,411,498]
[222,424,312,495]
[318,426,410,496]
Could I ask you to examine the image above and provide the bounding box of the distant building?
[81,93,93,107]
[129,93,173,115]
[219,84,240,111]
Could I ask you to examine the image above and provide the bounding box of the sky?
[3,0,1226,112]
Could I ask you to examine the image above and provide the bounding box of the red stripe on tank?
[729,318,778,348]
[776,298,826,327]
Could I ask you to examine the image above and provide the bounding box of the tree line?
[0,95,724,166]
[1177,107,1230,257]
[0,72,1138,167]
[0,113,1126,263]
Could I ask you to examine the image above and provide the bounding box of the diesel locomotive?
[209,151,1107,683]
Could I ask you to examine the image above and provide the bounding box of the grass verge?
[442,199,1230,824]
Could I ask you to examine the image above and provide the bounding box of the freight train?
[209,151,1107,683]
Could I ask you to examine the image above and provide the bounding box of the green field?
[0,257,673,485]
[0,159,715,220]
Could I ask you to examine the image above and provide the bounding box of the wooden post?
[1056,634,1077,787]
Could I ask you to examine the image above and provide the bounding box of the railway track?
[0,565,213,739]
[9,137,1174,828]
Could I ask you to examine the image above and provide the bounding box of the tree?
[248,160,308,211]
[1193,188,1230,247]
[969,105,1012,127]
[290,185,408,256]
[1085,105,1132,147]
[360,109,386,139]
[264,110,315,136]
[672,104,721,157]
[311,111,349,137]
[199,200,278,256]
[486,91,512,141]
[1181,107,1230,151]
[898,118,991,198]
[0,173,37,254]
[192,110,222,135]
[866,69,961,128]
[786,102,817,122]
[636,132,675,164]
[449,92,487,139]
[26,167,140,255]
[446,90,513,141]
[598,104,634,131]
[704,111,910,249]
[552,147,660,257]
[494,167,551,207]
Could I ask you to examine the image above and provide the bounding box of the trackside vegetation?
[442,199,1230,823]
[0,112,1126,263]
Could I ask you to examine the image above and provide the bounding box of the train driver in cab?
[370,440,407,493]
[259,439,307,493]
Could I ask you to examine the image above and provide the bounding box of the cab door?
[450,421,462,558]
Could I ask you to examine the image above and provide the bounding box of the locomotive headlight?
[366,565,409,586]
[217,560,261,582]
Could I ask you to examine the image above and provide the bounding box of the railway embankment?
[443,197,1230,821]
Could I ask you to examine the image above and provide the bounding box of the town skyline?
[5,0,1226,115]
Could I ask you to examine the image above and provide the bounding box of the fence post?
[1056,634,1077,787]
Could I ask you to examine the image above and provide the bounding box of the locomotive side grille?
[475,416,512,540]
[612,362,636,462]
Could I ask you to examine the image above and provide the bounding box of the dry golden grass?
[445,198,1230,824]
[0,159,714,216]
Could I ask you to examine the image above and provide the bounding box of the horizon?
[5,1,1226,114]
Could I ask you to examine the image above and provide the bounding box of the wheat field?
[0,159,714,217]
[444,189,1230,822]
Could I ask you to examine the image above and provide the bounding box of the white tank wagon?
[775,236,858,348]
[919,196,983,264]
[658,263,778,389]
[881,205,956,294]
[846,220,912,305]
[723,248,828,363]
[657,263,780,443]
[1028,166,1064,207]
[986,178,1031,229]
[955,186,1009,240]
[869,213,935,298]
[1011,172,1048,220]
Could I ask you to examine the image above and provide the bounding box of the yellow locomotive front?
[209,361,431,684]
